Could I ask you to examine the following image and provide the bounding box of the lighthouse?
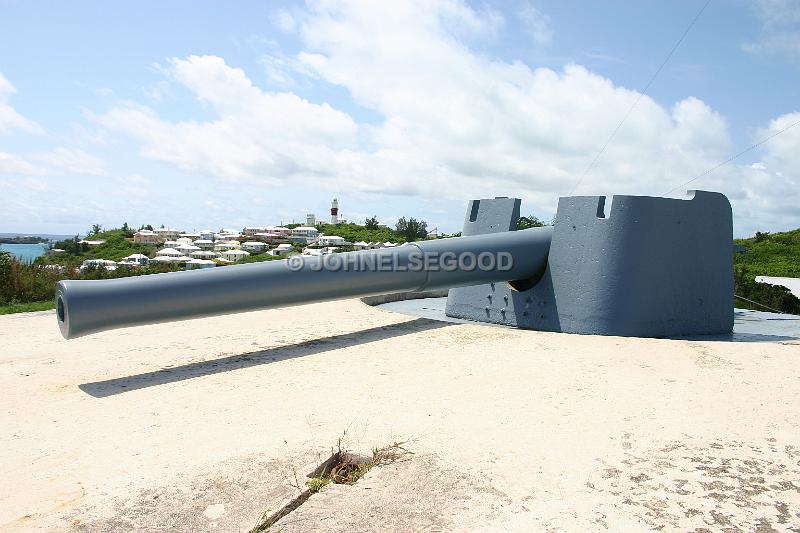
[330,198,339,224]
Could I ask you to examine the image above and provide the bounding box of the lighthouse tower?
[330,198,339,224]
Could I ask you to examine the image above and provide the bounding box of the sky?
[0,0,798,237]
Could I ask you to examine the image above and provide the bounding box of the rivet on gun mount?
[56,191,733,339]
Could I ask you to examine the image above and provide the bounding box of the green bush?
[0,251,64,305]
[734,266,800,314]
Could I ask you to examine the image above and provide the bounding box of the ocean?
[0,243,49,263]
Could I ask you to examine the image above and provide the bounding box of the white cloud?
[744,0,800,59]
[92,0,798,235]
[97,55,358,182]
[519,3,553,45]
[0,73,43,135]
[0,152,45,176]
[37,147,107,176]
[753,0,800,27]
[743,112,800,224]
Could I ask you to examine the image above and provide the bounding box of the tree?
[395,217,428,241]
[90,224,103,236]
[70,235,81,254]
[517,215,546,229]
[365,216,380,229]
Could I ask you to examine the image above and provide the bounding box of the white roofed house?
[176,243,201,256]
[80,259,117,272]
[219,249,250,262]
[154,228,181,241]
[216,233,243,242]
[290,226,319,244]
[79,239,106,247]
[193,239,215,251]
[265,226,291,236]
[241,241,267,253]
[317,235,348,247]
[243,227,268,236]
[253,233,282,243]
[155,247,183,257]
[151,255,179,263]
[267,243,294,256]
[190,250,217,259]
[133,230,160,244]
[353,241,369,250]
[217,229,242,240]
[119,253,149,267]
[214,241,241,253]
[198,230,215,241]
[302,247,325,257]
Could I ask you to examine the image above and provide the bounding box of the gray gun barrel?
[56,227,552,339]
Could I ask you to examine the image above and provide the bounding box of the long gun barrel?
[56,227,553,339]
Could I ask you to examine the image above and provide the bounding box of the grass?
[0,300,54,315]
[249,439,411,532]
[304,439,411,493]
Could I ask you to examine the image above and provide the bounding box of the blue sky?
[0,0,798,236]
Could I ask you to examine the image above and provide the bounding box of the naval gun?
[56,226,553,339]
[56,191,734,340]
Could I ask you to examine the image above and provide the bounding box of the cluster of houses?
[78,225,401,272]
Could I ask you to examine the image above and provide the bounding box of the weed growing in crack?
[306,438,412,492]
[249,437,413,532]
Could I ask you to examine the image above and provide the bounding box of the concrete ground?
[1,298,800,532]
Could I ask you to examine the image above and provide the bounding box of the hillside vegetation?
[734,228,800,314]
[734,229,800,278]
[316,223,405,244]
[40,229,158,267]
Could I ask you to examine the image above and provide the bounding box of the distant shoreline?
[0,233,73,243]
[0,237,49,244]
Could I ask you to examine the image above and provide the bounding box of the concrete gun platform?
[1,299,799,531]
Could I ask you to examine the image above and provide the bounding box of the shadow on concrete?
[672,333,800,343]
[80,318,451,398]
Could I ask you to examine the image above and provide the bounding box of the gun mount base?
[445,193,734,337]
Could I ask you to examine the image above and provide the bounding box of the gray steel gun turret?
[56,191,735,340]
